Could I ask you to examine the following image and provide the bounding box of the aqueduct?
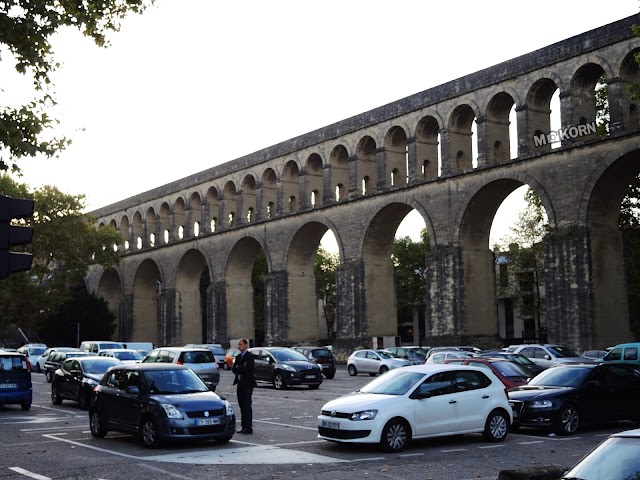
[87,15,640,355]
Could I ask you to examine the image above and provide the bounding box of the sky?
[1,0,639,246]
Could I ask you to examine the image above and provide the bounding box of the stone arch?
[175,249,210,345]
[448,103,477,173]
[485,91,516,165]
[132,259,163,345]
[362,202,426,339]
[97,268,123,340]
[226,236,270,344]
[159,202,171,244]
[329,144,350,203]
[132,211,143,251]
[206,186,220,233]
[383,126,409,189]
[261,168,277,219]
[526,77,560,153]
[304,153,324,208]
[188,192,202,237]
[565,60,609,141]
[119,215,130,251]
[241,174,257,224]
[415,115,441,180]
[145,207,157,248]
[173,197,186,241]
[355,135,377,196]
[222,180,237,228]
[282,160,300,214]
[618,49,640,130]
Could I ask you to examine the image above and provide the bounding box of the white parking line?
[400,453,424,457]
[478,444,506,449]
[441,448,467,452]
[8,467,51,480]
[518,440,545,445]
[136,463,196,479]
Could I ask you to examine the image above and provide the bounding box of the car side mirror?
[544,355,551,360]
[268,357,275,364]
[126,386,140,395]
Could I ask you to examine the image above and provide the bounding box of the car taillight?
[176,361,183,365]
[25,359,32,372]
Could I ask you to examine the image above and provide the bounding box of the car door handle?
[449,400,457,404]
[482,395,489,399]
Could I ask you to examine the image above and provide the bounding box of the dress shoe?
[237,428,253,434]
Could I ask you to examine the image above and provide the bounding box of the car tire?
[21,403,31,411]
[482,409,509,442]
[89,409,108,438]
[51,384,62,405]
[380,366,389,375]
[308,384,320,390]
[217,435,233,444]
[554,404,579,435]
[35,363,41,373]
[369,373,377,376]
[324,372,335,379]
[273,373,287,390]
[45,371,52,383]
[347,365,357,376]
[141,417,161,448]
[379,418,411,453]
[78,390,91,410]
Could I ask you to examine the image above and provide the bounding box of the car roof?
[610,428,640,438]
[250,346,294,351]
[393,363,498,375]
[74,356,121,364]
[110,363,190,371]
[152,347,209,352]
[610,342,640,348]
[293,346,329,350]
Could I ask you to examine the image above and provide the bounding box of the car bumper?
[510,401,557,428]
[284,371,323,386]
[317,414,380,443]
[0,388,32,406]
[158,414,236,442]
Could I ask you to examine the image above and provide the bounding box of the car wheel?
[35,363,41,373]
[78,390,91,410]
[273,373,287,390]
[21,403,31,411]
[347,364,357,376]
[308,384,320,390]
[554,405,579,435]
[369,373,377,376]
[379,418,410,452]
[482,409,509,442]
[89,409,108,438]
[380,366,389,375]
[141,417,161,448]
[223,363,229,370]
[51,384,62,405]
[217,435,233,444]
[324,372,335,379]
[45,371,52,383]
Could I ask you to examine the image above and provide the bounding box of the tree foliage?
[0,0,154,172]
[314,247,339,340]
[0,175,122,342]
[392,229,430,313]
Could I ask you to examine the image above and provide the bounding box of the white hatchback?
[347,349,412,376]
[318,364,512,452]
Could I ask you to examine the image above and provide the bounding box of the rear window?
[311,349,333,359]
[0,356,29,371]
[210,347,225,355]
[181,351,215,364]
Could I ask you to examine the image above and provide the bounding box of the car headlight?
[161,403,184,419]
[350,409,378,421]
[224,400,234,416]
[529,400,553,409]
[83,377,99,386]
[282,364,296,372]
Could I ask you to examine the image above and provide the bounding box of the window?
[605,348,622,361]
[454,370,491,391]
[355,351,367,359]
[624,347,638,361]
[105,370,124,389]
[418,372,453,396]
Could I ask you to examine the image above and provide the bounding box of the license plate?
[321,419,340,429]
[0,384,17,389]
[195,417,220,426]
[305,375,316,379]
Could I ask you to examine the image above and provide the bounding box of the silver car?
[347,349,412,376]
[142,347,220,391]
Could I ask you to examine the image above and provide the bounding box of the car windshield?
[528,366,591,387]
[376,351,394,359]
[510,354,536,366]
[211,347,225,355]
[563,436,640,479]
[360,371,425,395]
[491,361,531,377]
[100,343,124,350]
[83,359,120,374]
[271,349,309,362]
[143,369,210,394]
[115,351,142,361]
[548,345,579,358]
[30,347,46,356]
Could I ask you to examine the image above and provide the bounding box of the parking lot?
[0,365,636,480]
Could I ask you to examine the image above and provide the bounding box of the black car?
[44,351,92,383]
[251,347,323,390]
[51,357,122,409]
[0,352,32,410]
[89,363,235,448]
[291,346,336,379]
[480,352,546,377]
[508,362,640,435]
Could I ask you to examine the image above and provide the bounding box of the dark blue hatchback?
[0,352,32,410]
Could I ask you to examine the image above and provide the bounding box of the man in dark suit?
[232,338,256,434]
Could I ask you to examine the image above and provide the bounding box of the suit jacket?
[232,350,257,387]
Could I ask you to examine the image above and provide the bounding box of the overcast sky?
[1,0,638,244]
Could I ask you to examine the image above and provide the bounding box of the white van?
[79,340,124,354]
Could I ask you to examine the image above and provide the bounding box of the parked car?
[506,344,590,368]
[35,347,79,373]
[508,362,640,435]
[184,344,226,369]
[98,348,144,364]
[318,364,512,452]
[142,347,220,391]
[603,342,640,366]
[581,349,610,360]
[0,351,32,410]
[291,346,337,379]
[51,356,122,409]
[44,351,92,382]
[89,363,235,448]
[79,340,125,354]
[561,428,640,479]
[16,344,47,371]
[444,357,531,389]
[251,347,323,390]
[385,346,428,365]
[122,342,154,357]
[425,351,473,364]
[224,348,240,370]
[480,351,546,377]
[347,349,411,376]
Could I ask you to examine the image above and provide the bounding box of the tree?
[0,0,154,172]
[493,188,548,339]
[0,174,122,342]
[314,247,339,340]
